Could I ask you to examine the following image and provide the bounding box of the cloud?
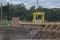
[0,0,7,6]
[45,0,60,8]
[0,0,60,8]
[0,0,7,4]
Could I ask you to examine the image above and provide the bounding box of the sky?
[0,0,60,9]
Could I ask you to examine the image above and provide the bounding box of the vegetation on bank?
[0,3,60,22]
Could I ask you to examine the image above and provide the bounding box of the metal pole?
[37,0,39,20]
[1,4,3,23]
[7,2,10,20]
[37,0,38,11]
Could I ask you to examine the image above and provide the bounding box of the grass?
[0,21,60,27]
[0,21,11,27]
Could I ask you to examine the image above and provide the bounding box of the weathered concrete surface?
[0,28,60,40]
[0,28,39,40]
[0,33,5,40]
[0,24,60,40]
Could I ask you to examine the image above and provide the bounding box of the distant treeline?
[0,3,60,22]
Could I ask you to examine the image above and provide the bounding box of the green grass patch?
[0,21,12,27]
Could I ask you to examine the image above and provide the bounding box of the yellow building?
[33,12,45,24]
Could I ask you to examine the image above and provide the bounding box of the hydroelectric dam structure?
[0,12,60,40]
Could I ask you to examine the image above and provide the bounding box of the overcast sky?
[0,0,60,9]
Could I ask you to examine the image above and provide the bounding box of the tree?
[0,3,60,22]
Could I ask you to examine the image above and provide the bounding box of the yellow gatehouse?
[33,12,45,24]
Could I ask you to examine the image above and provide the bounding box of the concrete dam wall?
[0,24,60,40]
